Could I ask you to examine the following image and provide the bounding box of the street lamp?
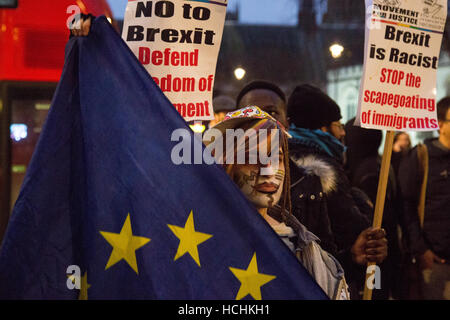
[329,43,344,109]
[234,67,246,80]
[329,43,344,59]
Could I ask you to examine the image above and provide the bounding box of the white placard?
[356,0,447,131]
[122,0,228,122]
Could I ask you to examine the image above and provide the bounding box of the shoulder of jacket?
[290,154,338,194]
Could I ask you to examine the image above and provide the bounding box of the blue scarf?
[288,124,346,162]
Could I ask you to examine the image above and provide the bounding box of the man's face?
[233,148,285,209]
[439,108,450,146]
[324,121,346,143]
[238,89,288,128]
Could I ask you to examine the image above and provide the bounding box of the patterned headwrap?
[205,106,292,221]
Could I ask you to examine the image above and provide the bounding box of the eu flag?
[0,17,327,300]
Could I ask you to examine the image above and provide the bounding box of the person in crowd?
[237,82,388,299]
[236,81,289,128]
[205,106,350,299]
[285,84,389,298]
[344,118,403,299]
[209,95,237,128]
[236,81,337,254]
[398,97,450,300]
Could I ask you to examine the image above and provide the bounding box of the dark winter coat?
[398,138,450,260]
[287,158,337,255]
[289,142,371,251]
[286,140,371,284]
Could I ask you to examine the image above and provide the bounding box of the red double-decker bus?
[0,0,115,241]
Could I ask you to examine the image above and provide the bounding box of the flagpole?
[363,130,395,300]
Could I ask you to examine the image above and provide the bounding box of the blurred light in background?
[10,124,28,142]
[234,67,246,80]
[35,103,50,111]
[189,122,206,134]
[329,43,344,59]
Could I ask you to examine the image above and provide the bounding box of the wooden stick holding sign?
[362,130,395,301]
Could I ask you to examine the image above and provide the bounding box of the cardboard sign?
[356,0,447,131]
[122,0,228,122]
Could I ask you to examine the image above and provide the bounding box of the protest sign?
[357,0,448,301]
[122,0,228,122]
[357,0,447,131]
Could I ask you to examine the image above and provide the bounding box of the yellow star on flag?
[100,213,150,274]
[229,253,276,300]
[168,210,213,267]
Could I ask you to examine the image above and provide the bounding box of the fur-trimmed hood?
[291,154,338,194]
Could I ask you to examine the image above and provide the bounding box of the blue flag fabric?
[0,17,327,300]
